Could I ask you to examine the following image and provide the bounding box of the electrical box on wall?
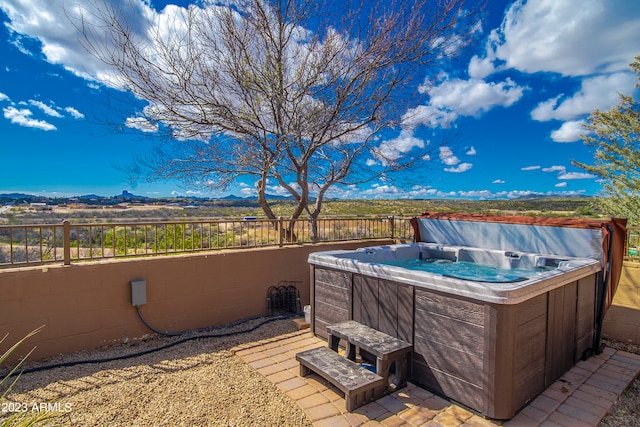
[131,280,147,306]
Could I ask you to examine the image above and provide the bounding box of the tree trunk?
[284,220,298,243]
[308,216,319,243]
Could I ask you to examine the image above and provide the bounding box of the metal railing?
[0,216,414,268]
[625,226,640,262]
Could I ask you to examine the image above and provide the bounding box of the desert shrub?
[0,327,67,426]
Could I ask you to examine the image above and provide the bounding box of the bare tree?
[73,0,480,241]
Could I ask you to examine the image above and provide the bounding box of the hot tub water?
[379,258,552,283]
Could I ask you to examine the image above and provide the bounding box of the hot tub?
[308,242,602,419]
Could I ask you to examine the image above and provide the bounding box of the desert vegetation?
[574,56,640,225]
[2,197,629,267]
[1,197,605,226]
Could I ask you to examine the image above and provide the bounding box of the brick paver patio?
[232,326,640,427]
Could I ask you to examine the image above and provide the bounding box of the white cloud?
[239,187,255,197]
[530,97,561,122]
[401,105,458,129]
[367,184,455,199]
[472,0,640,77]
[28,99,63,118]
[444,163,472,173]
[327,182,419,200]
[439,147,460,166]
[466,146,477,155]
[458,190,494,198]
[439,147,473,172]
[375,131,425,165]
[410,77,526,128]
[125,117,159,133]
[3,106,56,131]
[521,165,541,171]
[555,182,568,188]
[557,172,596,180]
[468,55,496,80]
[0,0,159,87]
[542,165,566,173]
[492,179,505,184]
[0,92,9,102]
[1,2,85,66]
[422,77,525,116]
[369,184,403,196]
[531,165,595,181]
[261,181,300,197]
[550,120,588,143]
[324,183,590,200]
[468,2,640,145]
[531,72,637,122]
[500,189,586,199]
[64,106,85,119]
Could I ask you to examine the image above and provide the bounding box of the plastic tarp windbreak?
[410,213,627,311]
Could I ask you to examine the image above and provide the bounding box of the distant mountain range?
[0,190,293,205]
[0,190,594,204]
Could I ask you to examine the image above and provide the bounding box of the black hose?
[5,314,297,378]
[137,305,183,336]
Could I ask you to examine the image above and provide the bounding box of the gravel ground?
[2,321,639,427]
[0,317,311,426]
[598,338,640,427]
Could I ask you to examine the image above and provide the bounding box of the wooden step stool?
[327,320,413,392]
[296,346,386,411]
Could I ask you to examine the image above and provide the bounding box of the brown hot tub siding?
[352,275,414,344]
[412,289,486,414]
[311,266,597,420]
[312,267,353,340]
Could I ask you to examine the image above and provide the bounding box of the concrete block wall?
[603,261,640,345]
[0,240,392,364]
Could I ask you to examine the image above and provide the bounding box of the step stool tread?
[296,346,384,394]
[327,320,412,359]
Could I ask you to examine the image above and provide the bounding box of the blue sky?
[0,0,639,200]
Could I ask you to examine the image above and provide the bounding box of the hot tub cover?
[410,213,627,309]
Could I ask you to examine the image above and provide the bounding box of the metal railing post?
[390,216,395,240]
[63,220,71,265]
[278,217,284,247]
